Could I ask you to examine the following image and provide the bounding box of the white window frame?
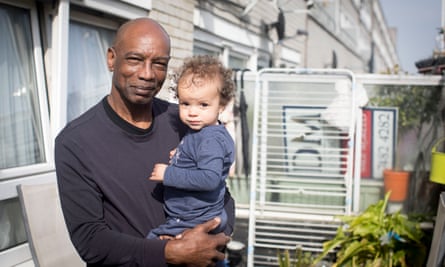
[0,0,54,180]
[0,1,54,266]
[70,0,150,20]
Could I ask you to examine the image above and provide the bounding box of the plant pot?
[430,137,445,184]
[383,169,410,202]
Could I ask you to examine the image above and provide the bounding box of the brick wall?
[151,0,195,69]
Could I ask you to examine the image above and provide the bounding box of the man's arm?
[55,137,169,266]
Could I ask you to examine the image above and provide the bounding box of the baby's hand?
[169,148,177,163]
[149,163,168,182]
[159,235,175,240]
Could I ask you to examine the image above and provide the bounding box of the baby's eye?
[200,103,209,108]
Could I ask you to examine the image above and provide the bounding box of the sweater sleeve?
[55,137,167,267]
[163,137,226,191]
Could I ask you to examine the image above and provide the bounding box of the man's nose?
[139,61,156,80]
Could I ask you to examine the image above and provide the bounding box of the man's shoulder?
[153,97,187,136]
[153,97,179,114]
[56,102,103,142]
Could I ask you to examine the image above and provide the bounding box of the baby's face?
[177,75,223,131]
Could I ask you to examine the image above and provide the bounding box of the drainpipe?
[441,0,445,52]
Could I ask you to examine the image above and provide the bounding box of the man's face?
[108,24,170,105]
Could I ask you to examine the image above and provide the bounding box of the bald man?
[55,18,234,267]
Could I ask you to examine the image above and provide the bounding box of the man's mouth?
[134,85,155,91]
[133,86,156,96]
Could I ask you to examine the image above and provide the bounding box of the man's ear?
[107,47,115,72]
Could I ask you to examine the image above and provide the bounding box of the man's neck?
[107,94,153,129]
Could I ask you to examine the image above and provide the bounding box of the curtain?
[0,4,45,169]
[0,4,43,252]
[67,21,114,121]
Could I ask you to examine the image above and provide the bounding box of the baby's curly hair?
[170,55,235,107]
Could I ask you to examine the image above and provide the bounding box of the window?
[193,42,250,70]
[193,44,219,57]
[0,198,26,252]
[67,20,116,121]
[0,2,47,256]
[229,54,248,69]
[0,3,45,170]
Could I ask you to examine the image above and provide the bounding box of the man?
[55,17,234,267]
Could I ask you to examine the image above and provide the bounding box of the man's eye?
[127,57,142,64]
[153,62,168,71]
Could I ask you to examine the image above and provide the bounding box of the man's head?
[107,18,171,106]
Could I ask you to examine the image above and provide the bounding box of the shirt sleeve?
[163,137,226,191]
[55,137,168,267]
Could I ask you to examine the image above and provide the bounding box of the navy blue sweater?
[149,125,234,237]
[55,97,235,267]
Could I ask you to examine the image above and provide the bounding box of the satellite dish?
[276,8,285,40]
[266,8,285,41]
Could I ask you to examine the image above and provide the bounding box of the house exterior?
[0,0,399,265]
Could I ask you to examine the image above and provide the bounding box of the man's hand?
[165,217,230,267]
[149,163,168,182]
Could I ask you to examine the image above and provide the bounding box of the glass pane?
[0,4,46,169]
[360,80,444,214]
[193,46,219,57]
[0,197,26,252]
[67,21,115,121]
[228,55,247,69]
[229,54,247,69]
[364,83,443,174]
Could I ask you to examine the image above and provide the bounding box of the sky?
[379,0,442,74]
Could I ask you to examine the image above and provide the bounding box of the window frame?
[0,0,53,180]
[0,0,54,264]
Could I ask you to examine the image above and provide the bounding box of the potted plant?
[368,83,442,202]
[312,192,427,266]
[277,247,316,267]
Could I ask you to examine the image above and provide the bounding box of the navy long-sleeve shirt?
[55,97,235,267]
[149,125,234,237]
